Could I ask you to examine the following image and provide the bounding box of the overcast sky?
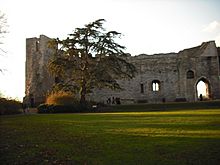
[0,0,220,100]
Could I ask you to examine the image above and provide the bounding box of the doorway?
[196,78,211,100]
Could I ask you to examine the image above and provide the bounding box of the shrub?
[37,91,97,113]
[46,91,77,105]
[37,104,49,113]
[0,97,22,115]
[37,103,89,113]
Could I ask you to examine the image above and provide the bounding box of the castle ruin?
[25,35,220,105]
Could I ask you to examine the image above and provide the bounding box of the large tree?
[49,19,136,103]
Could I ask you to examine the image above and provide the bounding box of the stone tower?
[25,35,56,105]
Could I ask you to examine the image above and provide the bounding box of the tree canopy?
[48,19,136,103]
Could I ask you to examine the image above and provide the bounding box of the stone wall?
[177,42,220,102]
[25,35,220,105]
[89,41,220,104]
[25,35,55,105]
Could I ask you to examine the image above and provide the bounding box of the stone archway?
[195,77,211,101]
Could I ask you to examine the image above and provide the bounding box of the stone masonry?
[25,35,56,105]
[25,35,220,105]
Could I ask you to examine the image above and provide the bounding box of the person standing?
[199,94,203,101]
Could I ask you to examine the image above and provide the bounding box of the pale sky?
[0,0,220,100]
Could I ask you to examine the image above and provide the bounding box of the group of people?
[106,97,121,105]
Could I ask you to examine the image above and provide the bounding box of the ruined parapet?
[25,35,56,105]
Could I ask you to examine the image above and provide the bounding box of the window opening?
[187,70,194,79]
[140,83,144,93]
[152,80,160,91]
[36,41,40,51]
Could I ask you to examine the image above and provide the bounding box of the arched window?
[187,70,194,79]
[152,80,160,91]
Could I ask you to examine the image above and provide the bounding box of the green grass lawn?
[1,109,220,165]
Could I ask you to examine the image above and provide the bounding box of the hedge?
[37,102,92,113]
[0,97,22,115]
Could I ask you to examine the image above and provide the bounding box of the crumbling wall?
[26,36,220,104]
[89,41,220,104]
[178,41,220,101]
[25,35,55,105]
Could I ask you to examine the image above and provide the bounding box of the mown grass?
[1,109,220,164]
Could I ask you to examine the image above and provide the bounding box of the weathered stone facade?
[25,35,220,105]
[25,35,55,105]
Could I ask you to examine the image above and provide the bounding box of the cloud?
[203,20,220,32]
[215,34,220,47]
[202,20,220,46]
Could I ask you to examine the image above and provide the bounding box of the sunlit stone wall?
[26,36,220,105]
[25,35,55,105]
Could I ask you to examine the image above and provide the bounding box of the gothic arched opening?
[196,78,211,100]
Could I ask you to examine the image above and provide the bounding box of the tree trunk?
[80,80,86,104]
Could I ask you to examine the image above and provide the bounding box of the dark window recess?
[36,41,39,51]
[207,57,212,61]
[140,83,144,93]
[187,70,194,79]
